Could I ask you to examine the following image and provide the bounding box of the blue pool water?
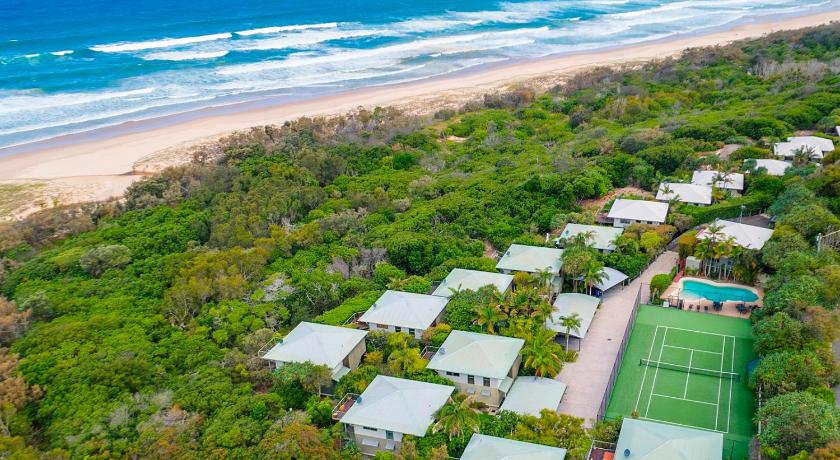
[681,279,758,303]
[1,0,836,149]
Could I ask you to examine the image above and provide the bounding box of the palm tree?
[583,262,607,295]
[388,347,427,376]
[534,268,554,297]
[694,239,713,277]
[793,145,816,167]
[559,313,583,350]
[522,328,564,377]
[433,393,480,440]
[530,298,554,322]
[473,303,504,334]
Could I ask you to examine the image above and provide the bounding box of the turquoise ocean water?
[0,0,836,150]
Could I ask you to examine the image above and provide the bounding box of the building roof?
[656,183,713,205]
[696,219,774,250]
[691,171,744,191]
[461,434,568,460]
[496,244,563,274]
[614,418,723,460]
[748,159,792,176]
[773,141,824,160]
[338,375,454,436]
[498,377,567,416]
[788,136,834,152]
[359,290,448,330]
[556,224,624,252]
[262,322,367,378]
[546,293,600,339]
[432,269,514,298]
[607,199,669,224]
[427,330,524,379]
[596,267,629,291]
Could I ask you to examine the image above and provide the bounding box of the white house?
[498,376,567,417]
[426,330,524,407]
[358,290,448,339]
[461,434,567,460]
[614,418,723,460]
[606,198,669,228]
[546,293,601,341]
[431,268,513,298]
[774,140,824,161]
[747,159,792,176]
[696,219,774,250]
[656,182,713,206]
[555,223,624,253]
[496,244,564,287]
[788,136,834,153]
[338,375,453,456]
[261,322,367,381]
[691,170,745,194]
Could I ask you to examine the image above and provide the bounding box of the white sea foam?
[392,18,483,33]
[0,88,158,116]
[235,22,338,36]
[50,50,74,56]
[142,50,229,61]
[238,29,382,51]
[90,32,233,53]
[24,53,40,59]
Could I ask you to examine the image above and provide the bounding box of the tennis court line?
[644,327,669,418]
[684,349,694,398]
[641,416,727,434]
[714,334,725,431]
[635,325,660,412]
[660,325,735,340]
[664,344,722,355]
[651,393,717,407]
[727,337,735,433]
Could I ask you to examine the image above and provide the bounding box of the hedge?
[680,193,773,226]
[314,290,384,325]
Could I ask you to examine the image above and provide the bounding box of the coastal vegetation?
[1,23,840,459]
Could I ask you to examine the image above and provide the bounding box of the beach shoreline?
[3,9,840,219]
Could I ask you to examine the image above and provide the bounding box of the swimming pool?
[680,278,759,303]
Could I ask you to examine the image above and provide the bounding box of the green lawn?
[605,306,757,460]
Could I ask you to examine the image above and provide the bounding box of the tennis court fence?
[597,284,642,420]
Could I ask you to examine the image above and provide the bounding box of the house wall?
[346,424,404,456]
[343,339,367,372]
[612,218,664,228]
[366,323,426,339]
[436,356,521,407]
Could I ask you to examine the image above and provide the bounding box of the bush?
[314,291,383,325]
[79,244,132,277]
[750,350,832,398]
[649,274,673,301]
[756,392,840,458]
[753,313,804,356]
[730,118,790,139]
[679,193,773,225]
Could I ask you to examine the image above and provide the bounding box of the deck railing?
[332,393,360,421]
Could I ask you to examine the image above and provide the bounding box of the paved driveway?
[555,251,679,426]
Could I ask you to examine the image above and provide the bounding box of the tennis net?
[640,358,740,381]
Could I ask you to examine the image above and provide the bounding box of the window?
[395,326,402,333]
[466,387,476,394]
[483,377,491,386]
[446,371,460,377]
[408,328,415,336]
[481,388,492,397]
[386,431,394,440]
[361,438,379,448]
[362,426,378,432]
[620,219,631,224]
[467,375,474,384]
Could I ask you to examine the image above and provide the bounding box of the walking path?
[555,250,679,427]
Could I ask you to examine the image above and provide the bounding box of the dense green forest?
[2,24,840,460]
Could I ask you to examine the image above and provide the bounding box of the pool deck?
[662,277,763,319]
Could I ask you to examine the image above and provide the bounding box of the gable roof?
[546,293,600,339]
[359,290,448,330]
[556,224,624,251]
[461,434,567,460]
[696,219,774,250]
[496,244,563,274]
[656,183,713,205]
[788,136,834,152]
[596,266,629,291]
[432,269,514,298]
[427,330,524,379]
[748,159,792,176]
[262,322,367,376]
[607,199,669,223]
[339,375,453,436]
[498,377,567,417]
[615,418,723,460]
[773,141,824,160]
[691,170,744,191]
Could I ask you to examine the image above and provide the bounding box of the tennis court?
[606,306,756,459]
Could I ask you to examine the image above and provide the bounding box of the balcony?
[343,312,369,330]
[332,393,360,421]
[587,440,617,460]
[420,345,440,361]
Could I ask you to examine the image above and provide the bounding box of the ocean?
[0,0,835,150]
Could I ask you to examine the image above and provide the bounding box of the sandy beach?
[3,9,840,219]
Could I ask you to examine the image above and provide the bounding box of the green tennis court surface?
[605,306,757,460]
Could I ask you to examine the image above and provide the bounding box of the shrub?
[314,291,383,325]
[649,274,673,302]
[756,392,840,458]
